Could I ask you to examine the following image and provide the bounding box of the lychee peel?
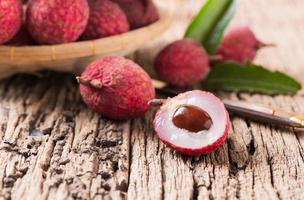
[217,26,265,63]
[112,0,159,29]
[78,56,155,120]
[5,25,35,46]
[26,0,89,44]
[0,0,22,44]
[154,39,210,86]
[5,4,35,46]
[153,90,230,155]
[83,0,129,39]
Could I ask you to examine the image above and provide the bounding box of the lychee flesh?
[78,56,155,120]
[83,0,129,40]
[0,0,22,44]
[154,39,210,87]
[154,90,230,155]
[112,0,159,29]
[26,0,89,44]
[216,26,264,63]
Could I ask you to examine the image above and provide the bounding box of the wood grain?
[1,0,304,199]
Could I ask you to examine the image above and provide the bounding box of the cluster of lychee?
[77,26,267,155]
[155,26,268,87]
[77,55,230,156]
[0,0,159,45]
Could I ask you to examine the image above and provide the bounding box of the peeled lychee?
[77,56,155,120]
[153,90,230,155]
[83,0,129,39]
[217,26,267,63]
[154,39,210,87]
[112,0,159,29]
[0,0,22,44]
[26,0,89,44]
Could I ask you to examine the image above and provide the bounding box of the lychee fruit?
[26,0,89,44]
[5,4,35,46]
[0,0,22,44]
[217,26,268,63]
[77,56,155,120]
[5,25,35,46]
[112,0,159,29]
[82,0,129,40]
[153,90,230,155]
[154,39,210,87]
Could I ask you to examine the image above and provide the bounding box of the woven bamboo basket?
[0,7,172,79]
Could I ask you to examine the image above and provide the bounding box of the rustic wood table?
[1,0,304,199]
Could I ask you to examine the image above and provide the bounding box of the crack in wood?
[1,0,304,199]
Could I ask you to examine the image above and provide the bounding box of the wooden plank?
[0,0,304,199]
[130,0,304,199]
[0,75,130,199]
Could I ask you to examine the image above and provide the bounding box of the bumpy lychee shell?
[5,4,35,46]
[5,25,35,46]
[112,0,159,29]
[154,39,210,86]
[26,0,89,44]
[79,56,155,120]
[83,0,129,39]
[0,0,22,44]
[217,26,263,63]
[154,90,230,155]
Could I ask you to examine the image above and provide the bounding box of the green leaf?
[202,62,302,95]
[185,0,238,54]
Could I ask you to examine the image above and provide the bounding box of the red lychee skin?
[5,25,35,46]
[82,0,129,40]
[0,0,22,44]
[154,39,210,87]
[217,26,264,63]
[79,56,155,120]
[153,91,230,156]
[112,0,159,29]
[26,0,89,44]
[5,4,35,46]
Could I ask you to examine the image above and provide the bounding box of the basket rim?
[0,7,172,64]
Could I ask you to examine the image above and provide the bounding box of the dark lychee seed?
[173,105,212,132]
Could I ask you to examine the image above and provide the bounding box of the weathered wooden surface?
[1,0,304,199]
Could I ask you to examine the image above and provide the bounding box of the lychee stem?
[149,99,165,106]
[208,55,223,62]
[256,42,276,50]
[76,76,103,89]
